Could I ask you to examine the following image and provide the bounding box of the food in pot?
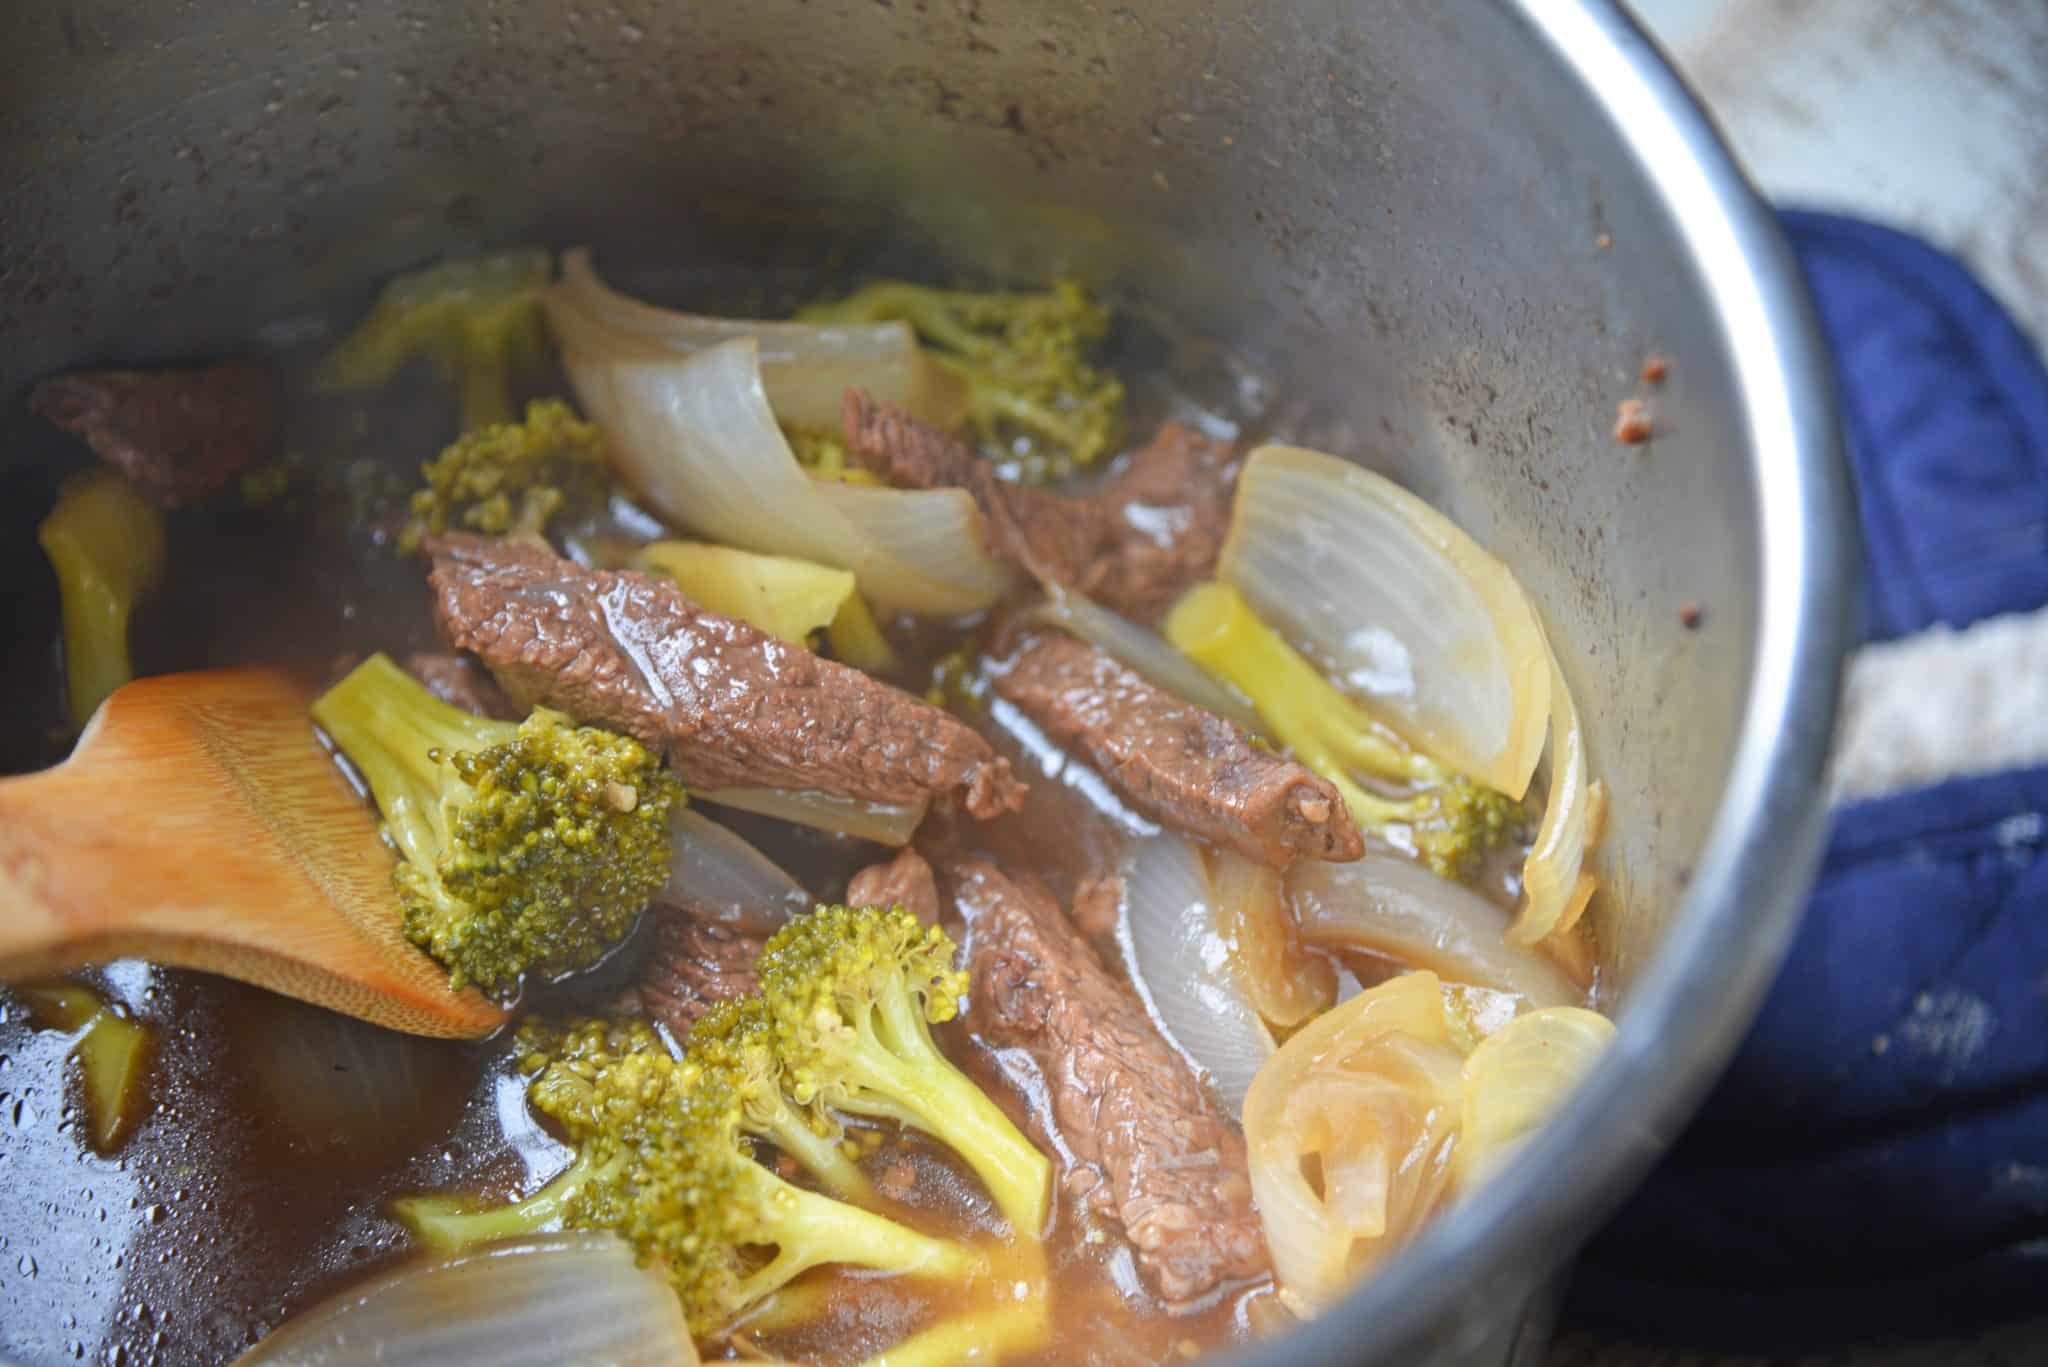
[1,250,1612,1364]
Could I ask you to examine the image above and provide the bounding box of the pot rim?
[1229,3,1857,1361]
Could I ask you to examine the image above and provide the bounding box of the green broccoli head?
[757,904,1051,1238]
[398,1012,980,1338]
[310,652,681,999]
[798,278,1125,483]
[317,249,553,433]
[1165,580,1528,882]
[398,398,610,553]
[1399,772,1526,882]
[685,997,872,1203]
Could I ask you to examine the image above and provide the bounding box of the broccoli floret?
[398,398,609,553]
[1165,581,1526,881]
[309,653,681,998]
[394,1015,981,1337]
[317,249,553,433]
[757,904,1051,1237]
[37,471,167,729]
[798,279,1125,483]
[686,997,873,1203]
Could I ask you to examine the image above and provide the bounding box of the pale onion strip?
[1456,1006,1614,1187]
[1208,848,1337,1029]
[1287,854,1578,1008]
[1032,586,1265,734]
[237,1232,696,1366]
[699,785,926,847]
[552,332,1012,616]
[1116,834,1274,1117]
[657,806,814,934]
[1220,445,1551,799]
[1507,629,1591,944]
[554,248,961,429]
[1243,971,1464,1314]
[813,481,1017,610]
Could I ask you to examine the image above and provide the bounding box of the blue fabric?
[1564,213,2048,1349]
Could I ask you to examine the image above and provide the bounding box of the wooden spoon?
[0,669,508,1038]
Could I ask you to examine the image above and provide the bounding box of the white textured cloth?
[1830,607,2048,803]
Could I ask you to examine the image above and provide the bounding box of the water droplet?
[17,1253,36,1277]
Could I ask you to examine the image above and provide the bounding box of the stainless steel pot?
[0,1,1855,1362]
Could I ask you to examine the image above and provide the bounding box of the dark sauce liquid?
[0,280,1301,1365]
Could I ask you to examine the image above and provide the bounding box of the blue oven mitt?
[1564,212,2048,1349]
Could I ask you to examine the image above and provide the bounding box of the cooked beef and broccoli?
[0,250,1614,1365]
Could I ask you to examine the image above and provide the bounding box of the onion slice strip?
[1456,1006,1614,1186]
[1508,630,1594,944]
[550,329,1013,615]
[552,248,962,429]
[658,806,814,934]
[1032,586,1265,734]
[1220,445,1550,798]
[1116,834,1274,1116]
[698,785,926,847]
[1209,849,1337,1028]
[237,1232,696,1366]
[1287,854,1578,1008]
[1242,971,1464,1314]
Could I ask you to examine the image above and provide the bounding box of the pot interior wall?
[0,0,1760,989]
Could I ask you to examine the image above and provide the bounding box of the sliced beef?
[950,857,1268,1305]
[844,392,1236,623]
[639,912,762,1035]
[32,361,280,508]
[847,846,941,927]
[426,533,1026,819]
[405,651,520,721]
[989,630,1361,867]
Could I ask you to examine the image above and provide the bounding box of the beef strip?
[844,391,1236,623]
[31,361,280,508]
[405,651,520,721]
[989,629,1362,868]
[847,846,941,927]
[425,533,1026,819]
[639,912,763,1035]
[949,856,1269,1305]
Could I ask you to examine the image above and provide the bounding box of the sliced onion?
[1116,834,1274,1116]
[1243,971,1465,1314]
[1508,632,1593,944]
[1221,445,1551,798]
[699,785,926,847]
[237,1232,694,1366]
[658,806,814,934]
[1032,586,1265,734]
[550,326,1013,615]
[1288,855,1578,1008]
[1457,1006,1614,1186]
[1208,850,1337,1029]
[552,248,962,429]
[813,480,1016,610]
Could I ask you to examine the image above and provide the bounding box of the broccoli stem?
[391,1146,613,1256]
[755,1106,873,1205]
[730,1161,982,1306]
[37,472,166,729]
[309,652,511,870]
[1166,580,1430,784]
[839,989,1051,1238]
[862,1300,1052,1367]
